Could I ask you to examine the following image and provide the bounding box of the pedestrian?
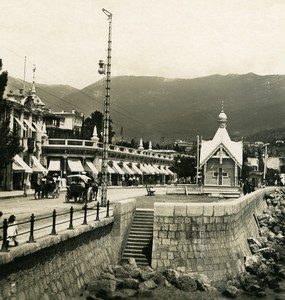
[7,215,18,247]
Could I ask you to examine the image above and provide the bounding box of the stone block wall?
[152,188,271,280]
[0,199,136,300]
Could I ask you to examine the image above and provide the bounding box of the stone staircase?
[121,209,154,266]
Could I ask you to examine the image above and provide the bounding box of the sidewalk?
[0,185,158,222]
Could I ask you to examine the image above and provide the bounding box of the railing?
[45,139,173,161]
[0,201,112,252]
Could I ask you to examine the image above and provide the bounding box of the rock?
[222,285,240,298]
[112,265,130,278]
[278,269,285,279]
[265,275,280,289]
[101,272,116,280]
[151,272,166,285]
[87,279,116,299]
[245,255,263,275]
[128,257,137,268]
[258,247,276,259]
[117,278,139,290]
[140,267,156,281]
[138,279,157,291]
[256,263,269,278]
[176,274,197,292]
[111,288,137,298]
[163,269,180,285]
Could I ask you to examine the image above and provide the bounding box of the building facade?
[199,108,243,192]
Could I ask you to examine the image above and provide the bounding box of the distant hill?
[6,76,78,112]
[6,73,285,143]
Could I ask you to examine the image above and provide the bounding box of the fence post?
[27,214,36,243]
[96,201,100,221]
[105,200,110,218]
[68,206,74,230]
[0,219,9,252]
[82,204,88,225]
[50,209,57,235]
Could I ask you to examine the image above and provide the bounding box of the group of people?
[122,175,140,186]
[0,211,18,248]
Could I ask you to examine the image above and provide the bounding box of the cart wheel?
[65,195,69,203]
[34,192,38,200]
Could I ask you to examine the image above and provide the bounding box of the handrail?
[0,201,112,252]
[46,139,173,160]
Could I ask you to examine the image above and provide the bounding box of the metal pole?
[196,135,200,184]
[100,8,112,207]
[263,143,269,182]
[27,214,36,243]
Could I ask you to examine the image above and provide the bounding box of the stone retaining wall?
[152,188,273,280]
[0,198,136,299]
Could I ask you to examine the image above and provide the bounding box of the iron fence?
[0,200,112,252]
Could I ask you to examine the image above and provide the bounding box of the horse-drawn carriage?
[34,176,60,199]
[65,174,96,203]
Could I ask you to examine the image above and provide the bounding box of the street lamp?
[98,8,112,207]
[263,143,270,183]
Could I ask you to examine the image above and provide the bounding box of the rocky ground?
[79,189,285,300]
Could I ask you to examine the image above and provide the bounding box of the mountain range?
[6,73,285,144]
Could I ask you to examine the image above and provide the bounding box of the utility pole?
[196,135,200,184]
[263,143,270,182]
[98,8,112,207]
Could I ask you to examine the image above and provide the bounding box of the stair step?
[121,209,154,267]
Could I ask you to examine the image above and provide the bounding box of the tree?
[0,60,23,189]
[82,110,115,143]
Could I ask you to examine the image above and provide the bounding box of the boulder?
[258,247,276,259]
[222,285,240,298]
[176,274,197,292]
[111,288,137,298]
[87,279,116,299]
[112,265,130,278]
[117,277,140,290]
[245,255,263,275]
[138,279,157,291]
[163,269,180,285]
[140,267,156,281]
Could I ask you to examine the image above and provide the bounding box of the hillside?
[6,73,285,143]
[6,76,78,112]
[62,73,285,142]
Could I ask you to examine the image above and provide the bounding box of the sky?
[1,0,285,89]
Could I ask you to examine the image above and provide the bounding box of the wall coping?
[154,187,280,217]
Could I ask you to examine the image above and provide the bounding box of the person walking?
[7,215,18,247]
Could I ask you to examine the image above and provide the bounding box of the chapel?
[199,106,243,191]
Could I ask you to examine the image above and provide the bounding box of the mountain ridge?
[6,73,285,143]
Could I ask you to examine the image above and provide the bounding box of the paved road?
[0,186,167,221]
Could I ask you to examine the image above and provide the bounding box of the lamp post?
[263,143,270,183]
[98,8,112,207]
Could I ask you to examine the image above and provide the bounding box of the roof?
[200,126,243,167]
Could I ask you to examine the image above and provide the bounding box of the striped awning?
[129,163,143,175]
[111,161,124,175]
[31,156,47,173]
[68,158,84,173]
[12,155,32,173]
[85,160,99,175]
[121,162,135,175]
[48,159,61,171]
[139,164,151,174]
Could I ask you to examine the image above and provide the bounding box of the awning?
[152,164,163,174]
[165,167,174,175]
[139,164,151,174]
[98,160,115,174]
[68,158,84,173]
[31,156,47,173]
[121,162,135,175]
[12,155,32,173]
[14,117,27,131]
[23,119,36,132]
[145,164,157,175]
[111,161,124,175]
[32,122,43,133]
[85,160,99,175]
[48,159,61,171]
[158,165,169,175]
[129,163,143,175]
